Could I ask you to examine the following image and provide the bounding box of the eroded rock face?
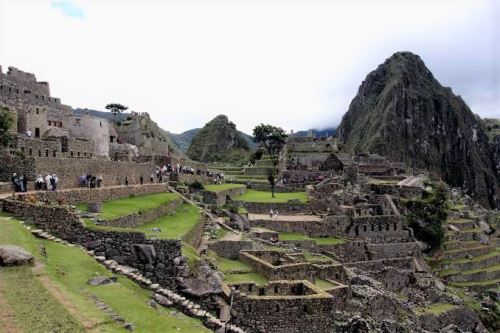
[0,245,34,266]
[337,51,500,208]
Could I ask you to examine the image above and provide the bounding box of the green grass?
[449,278,500,287]
[182,243,201,269]
[235,189,308,203]
[0,214,209,333]
[136,204,202,239]
[461,263,500,275]
[207,252,253,274]
[315,278,338,290]
[225,272,268,286]
[83,192,180,220]
[443,249,500,264]
[215,227,228,239]
[279,232,346,245]
[203,183,246,193]
[414,303,458,315]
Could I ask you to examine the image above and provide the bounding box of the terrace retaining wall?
[2,199,185,289]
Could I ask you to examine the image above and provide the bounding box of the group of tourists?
[269,209,280,218]
[11,173,59,192]
[79,174,103,188]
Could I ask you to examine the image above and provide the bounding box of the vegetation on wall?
[403,181,449,250]
[0,106,14,147]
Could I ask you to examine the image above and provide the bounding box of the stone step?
[446,219,476,231]
[449,278,500,289]
[438,250,500,272]
[445,228,483,242]
[443,240,484,251]
[442,245,494,261]
[445,264,500,282]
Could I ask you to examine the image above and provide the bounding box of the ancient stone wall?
[207,240,256,259]
[230,281,335,333]
[2,199,185,289]
[16,183,170,204]
[32,157,157,188]
[181,213,205,250]
[64,114,110,157]
[233,200,311,214]
[239,251,316,281]
[202,186,246,205]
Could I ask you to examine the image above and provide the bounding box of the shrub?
[404,181,449,250]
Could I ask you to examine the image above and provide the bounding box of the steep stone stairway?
[430,216,500,289]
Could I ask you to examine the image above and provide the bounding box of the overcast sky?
[0,0,498,134]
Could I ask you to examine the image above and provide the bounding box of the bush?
[404,181,449,250]
[189,180,205,192]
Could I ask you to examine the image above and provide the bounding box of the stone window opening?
[259,288,265,296]
[275,304,280,312]
[28,148,32,156]
[77,152,80,157]
[371,224,375,232]
[274,285,278,294]
[247,305,252,312]
[38,150,41,157]
[70,151,74,157]
[45,149,49,157]
[36,108,39,114]
[363,225,367,232]
[100,121,102,127]
[386,223,389,231]
[378,224,382,232]
[53,150,56,157]
[303,305,309,314]
[248,285,253,293]
[76,118,81,125]
[393,222,397,230]
[84,152,87,157]
[90,153,93,158]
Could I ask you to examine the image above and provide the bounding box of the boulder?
[0,245,34,266]
[87,276,118,286]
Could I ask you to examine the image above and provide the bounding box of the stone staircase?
[429,217,500,289]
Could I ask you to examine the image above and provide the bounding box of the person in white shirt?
[26,129,32,137]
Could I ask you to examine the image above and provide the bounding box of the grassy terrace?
[279,232,346,245]
[207,251,268,286]
[85,203,202,240]
[414,303,458,315]
[79,192,180,220]
[203,183,246,192]
[0,214,209,333]
[235,189,308,203]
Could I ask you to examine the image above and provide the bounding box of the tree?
[404,181,449,250]
[252,124,287,197]
[105,103,128,121]
[0,106,14,147]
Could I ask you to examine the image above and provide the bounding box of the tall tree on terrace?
[105,103,128,122]
[0,106,13,147]
[252,124,287,198]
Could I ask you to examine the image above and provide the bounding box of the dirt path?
[248,213,322,222]
[32,262,102,332]
[0,273,23,333]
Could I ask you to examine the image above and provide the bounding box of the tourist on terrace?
[44,174,52,191]
[269,209,274,218]
[150,173,154,183]
[125,177,129,186]
[97,175,103,188]
[11,173,21,192]
[26,128,32,137]
[21,174,28,192]
[35,175,44,191]
[50,174,58,191]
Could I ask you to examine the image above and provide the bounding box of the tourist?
[97,175,103,188]
[90,176,96,188]
[50,173,58,191]
[140,176,144,185]
[35,175,44,190]
[269,209,274,218]
[86,173,92,188]
[44,174,52,191]
[275,210,279,218]
[125,177,129,186]
[21,174,28,192]
[26,128,32,137]
[11,173,21,192]
[150,173,154,183]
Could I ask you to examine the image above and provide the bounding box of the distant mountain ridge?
[337,51,500,208]
[187,115,252,163]
[293,127,336,138]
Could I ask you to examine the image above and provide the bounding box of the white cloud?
[0,0,498,134]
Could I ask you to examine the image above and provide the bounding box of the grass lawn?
[235,189,308,203]
[136,204,202,239]
[203,183,246,192]
[0,214,209,333]
[84,204,202,240]
[315,278,338,290]
[207,251,253,274]
[82,192,180,220]
[225,272,268,286]
[279,232,346,245]
[414,303,458,315]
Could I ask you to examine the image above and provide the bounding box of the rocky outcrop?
[0,245,34,266]
[337,52,499,208]
[482,118,500,177]
[187,115,251,163]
